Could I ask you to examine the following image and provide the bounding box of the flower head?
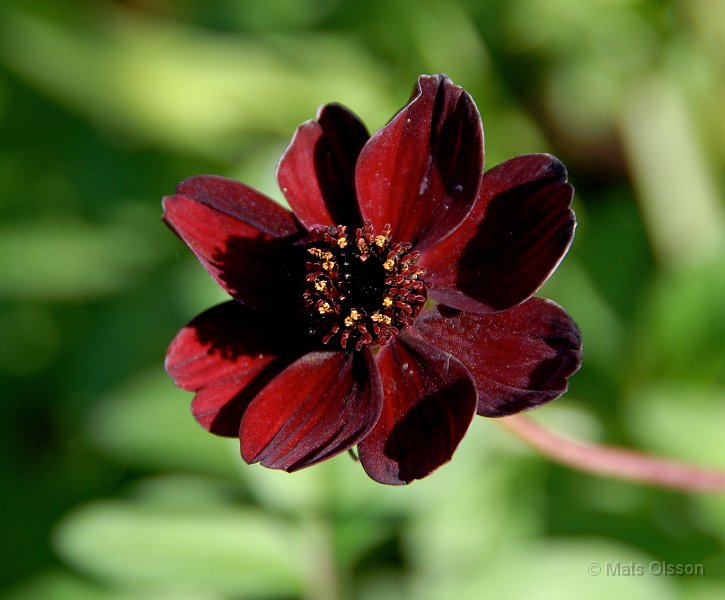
[163,74,582,485]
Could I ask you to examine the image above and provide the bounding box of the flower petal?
[165,301,305,437]
[355,74,484,250]
[162,175,304,310]
[414,299,582,417]
[277,103,369,229]
[420,154,575,313]
[240,349,383,472]
[357,335,477,485]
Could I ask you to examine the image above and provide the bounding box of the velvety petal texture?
[421,154,575,313]
[355,74,484,250]
[163,176,303,310]
[165,301,303,437]
[164,74,582,485]
[240,350,383,471]
[358,335,477,484]
[277,103,369,230]
[414,299,582,417]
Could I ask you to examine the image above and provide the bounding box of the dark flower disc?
[302,223,426,349]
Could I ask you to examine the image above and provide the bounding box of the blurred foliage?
[0,0,723,598]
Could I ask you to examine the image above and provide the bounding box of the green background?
[1,0,724,598]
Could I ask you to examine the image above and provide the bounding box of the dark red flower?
[163,74,582,485]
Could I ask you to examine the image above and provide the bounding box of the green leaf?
[53,501,305,597]
[624,381,725,466]
[0,6,393,159]
[0,217,166,300]
[0,569,215,600]
[411,540,675,600]
[89,371,239,477]
[620,76,723,269]
[631,251,725,381]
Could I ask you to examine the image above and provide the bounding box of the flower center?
[302,223,426,350]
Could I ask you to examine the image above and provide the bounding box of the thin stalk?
[498,414,725,493]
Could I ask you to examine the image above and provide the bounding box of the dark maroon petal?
[240,349,383,472]
[357,335,477,485]
[277,103,369,229]
[163,175,304,310]
[189,382,254,436]
[173,175,304,236]
[414,299,582,417]
[355,74,484,250]
[420,154,575,313]
[165,301,304,437]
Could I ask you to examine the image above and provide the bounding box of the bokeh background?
[1,0,724,598]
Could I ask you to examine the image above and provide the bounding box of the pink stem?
[498,414,725,493]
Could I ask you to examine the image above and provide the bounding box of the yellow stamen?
[383,259,395,271]
[314,279,327,291]
[318,302,332,314]
[322,260,335,272]
[382,297,393,308]
[371,313,392,325]
[374,235,387,248]
[337,237,348,248]
[343,309,362,327]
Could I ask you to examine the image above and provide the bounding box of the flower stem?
[498,414,725,493]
